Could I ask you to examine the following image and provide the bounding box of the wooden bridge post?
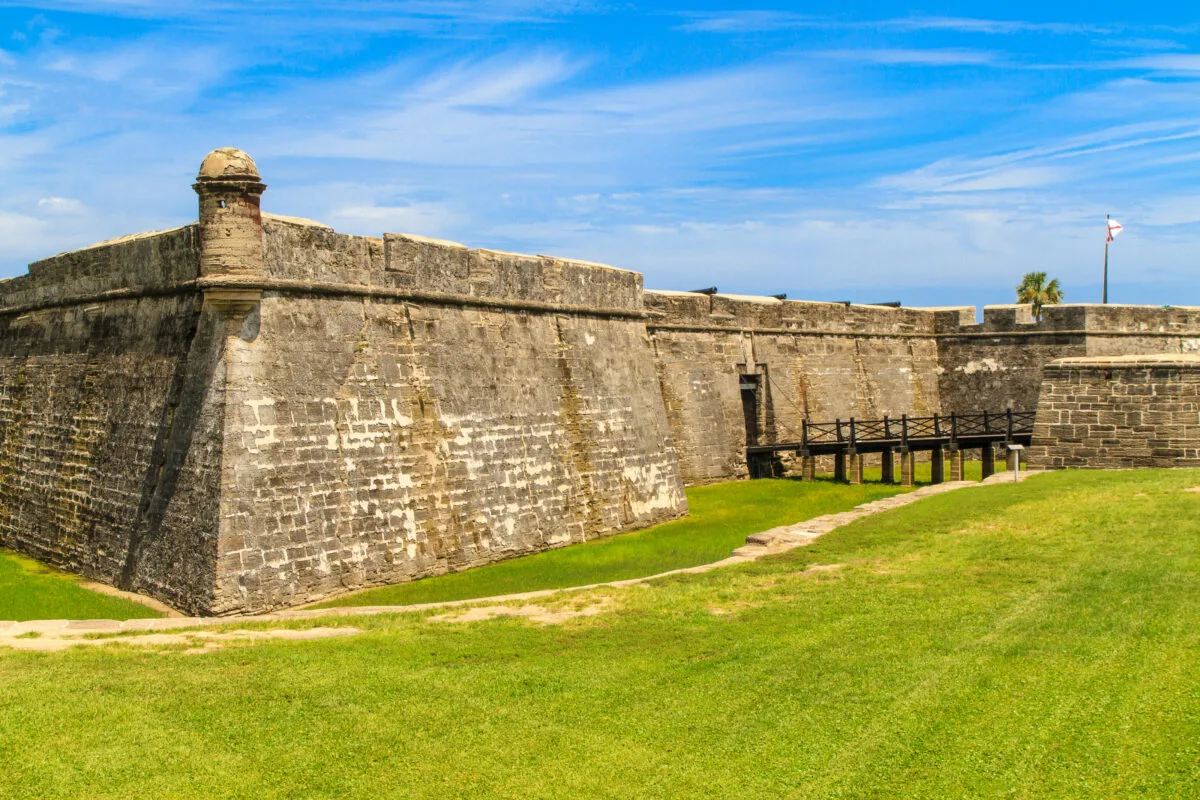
[844,417,861,484]
[898,414,914,486]
[931,446,945,484]
[981,441,996,479]
[881,447,895,484]
[834,453,847,483]
[799,422,814,481]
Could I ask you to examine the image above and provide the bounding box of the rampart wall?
[647,297,1200,485]
[0,227,231,613]
[936,304,1200,414]
[646,292,942,483]
[215,219,685,612]
[1028,355,1200,469]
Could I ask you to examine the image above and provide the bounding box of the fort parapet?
[936,303,1200,415]
[3,147,1200,614]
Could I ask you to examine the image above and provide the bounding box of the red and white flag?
[1107,218,1123,243]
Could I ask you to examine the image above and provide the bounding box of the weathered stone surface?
[0,227,227,615]
[937,304,1200,414]
[0,150,687,616]
[1028,354,1200,469]
[646,292,942,484]
[211,221,686,613]
[649,295,1200,485]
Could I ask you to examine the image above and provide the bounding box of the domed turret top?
[197,147,260,182]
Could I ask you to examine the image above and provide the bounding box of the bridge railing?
[800,410,1035,447]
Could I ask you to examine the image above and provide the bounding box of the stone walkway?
[0,471,1034,648]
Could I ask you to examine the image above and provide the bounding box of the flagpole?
[1103,213,1109,305]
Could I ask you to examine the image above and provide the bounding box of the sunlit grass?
[317,477,909,607]
[0,549,161,622]
[3,470,1197,798]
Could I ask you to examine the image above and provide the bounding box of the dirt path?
[0,471,1034,650]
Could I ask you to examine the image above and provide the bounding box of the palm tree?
[1016,272,1064,322]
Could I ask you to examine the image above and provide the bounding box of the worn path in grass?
[1,469,1197,798]
[0,464,996,622]
[2,477,991,648]
[0,479,907,623]
[315,477,912,608]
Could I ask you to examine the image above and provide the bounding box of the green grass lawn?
[316,477,909,607]
[3,468,1198,798]
[0,549,162,622]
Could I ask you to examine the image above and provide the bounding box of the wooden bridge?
[746,410,1036,485]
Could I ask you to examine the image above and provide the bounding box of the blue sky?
[0,1,1198,308]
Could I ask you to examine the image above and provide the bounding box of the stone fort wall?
[1028,355,1200,469]
[0,150,687,615]
[646,292,943,483]
[0,226,230,613]
[651,297,1200,485]
[936,304,1200,416]
[217,219,685,613]
[4,147,1200,613]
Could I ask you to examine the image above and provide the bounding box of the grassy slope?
[1,469,1197,798]
[317,478,909,607]
[0,549,161,622]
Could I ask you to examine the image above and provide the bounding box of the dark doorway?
[740,374,760,446]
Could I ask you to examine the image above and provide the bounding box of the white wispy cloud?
[1115,54,1200,73]
[1097,38,1187,51]
[676,10,815,34]
[877,16,1112,35]
[263,52,883,175]
[36,196,82,213]
[677,11,1118,36]
[813,49,999,67]
[0,0,592,34]
[329,202,461,237]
